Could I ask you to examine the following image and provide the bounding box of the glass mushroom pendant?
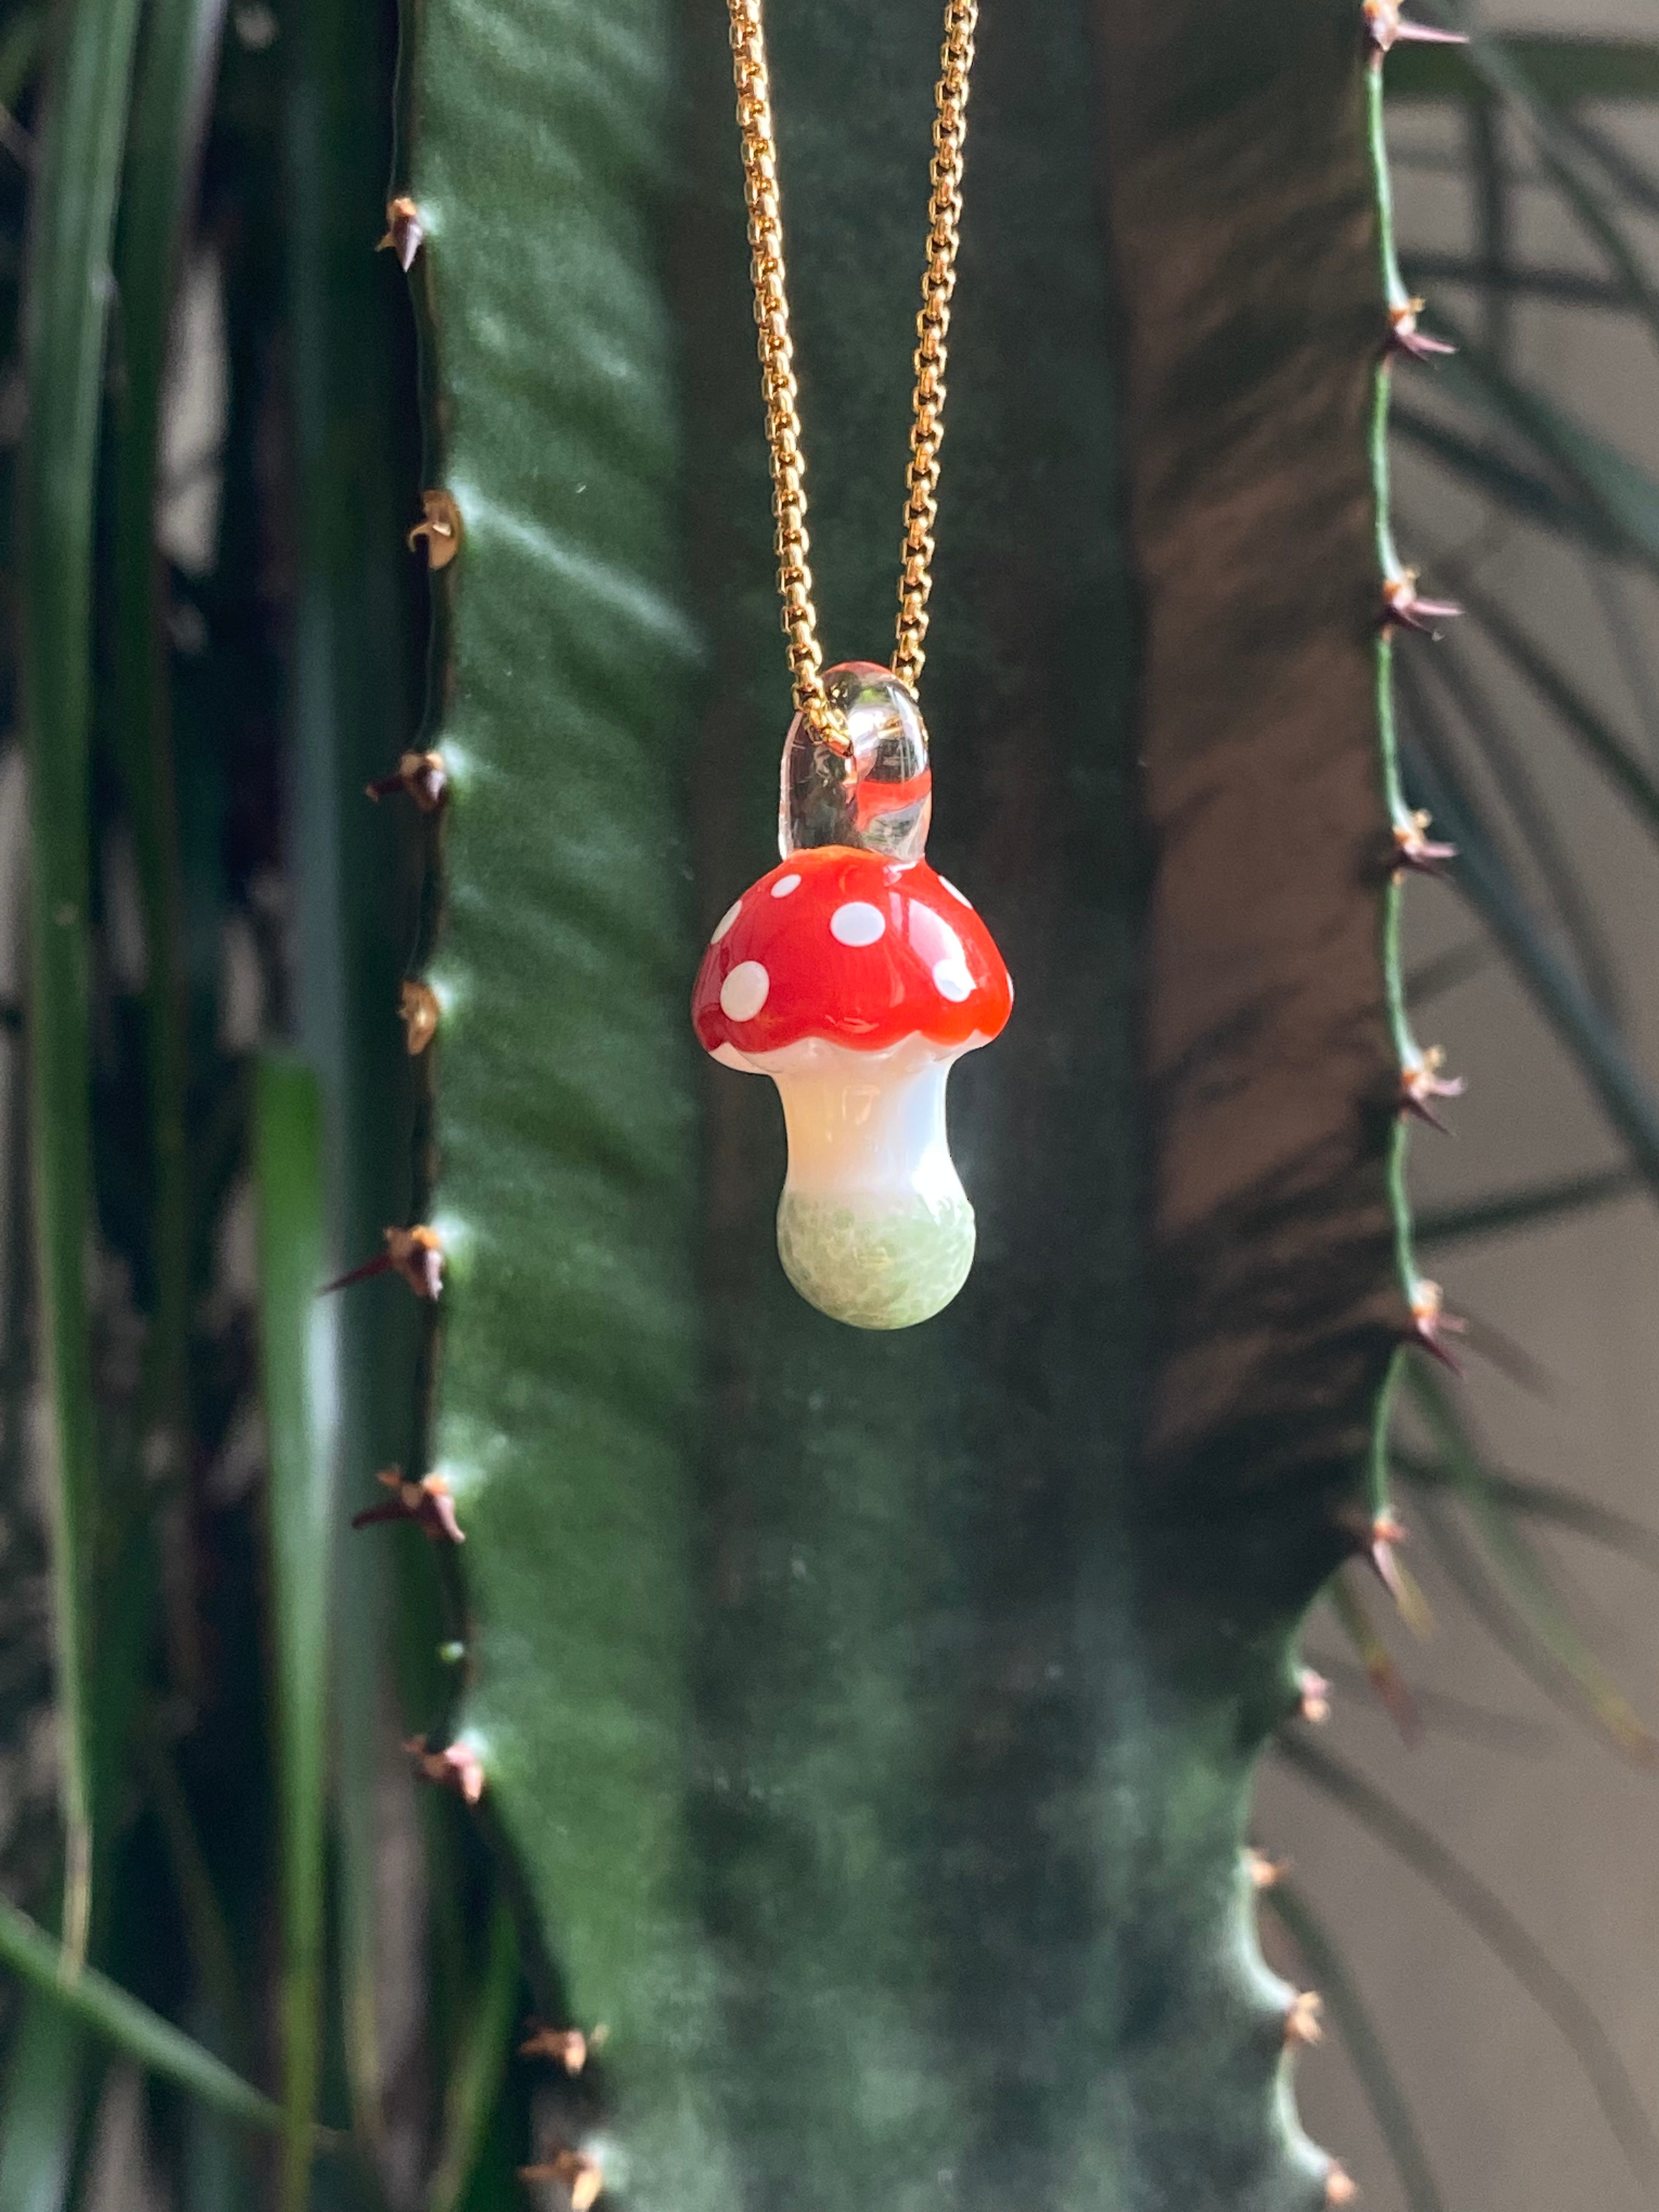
[692,663,1012,1329]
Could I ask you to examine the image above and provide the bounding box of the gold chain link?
[894,0,976,695]
[726,0,978,736]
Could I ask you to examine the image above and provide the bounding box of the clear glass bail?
[779,662,932,862]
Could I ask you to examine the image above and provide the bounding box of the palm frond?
[1265,1877,1448,2212]
[1277,1734,1659,2190]
[1398,687,1659,1201]
[1416,1165,1638,1249]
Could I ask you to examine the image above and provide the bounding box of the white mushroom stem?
[714,1031,983,1330]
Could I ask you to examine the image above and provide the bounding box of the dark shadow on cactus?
[666,0,1400,2204]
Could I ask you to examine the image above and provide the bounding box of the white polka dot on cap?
[933,957,973,1002]
[720,961,770,1022]
[830,901,886,947]
[771,873,802,898]
[710,898,743,944]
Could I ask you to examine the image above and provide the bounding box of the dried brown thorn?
[353,1468,464,1545]
[388,1225,443,1299]
[318,1224,443,1301]
[1401,1042,1464,1132]
[406,1735,484,1805]
[1391,808,1457,876]
[1382,568,1462,636]
[1409,1277,1466,1375]
[1347,1509,1434,1641]
[1245,1848,1286,1891]
[400,979,440,1054]
[366,749,447,811]
[408,488,462,570]
[1365,1509,1408,1595]
[1364,0,1468,51]
[377,195,424,272]
[1387,296,1455,362]
[519,2023,590,2074]
[519,2149,603,2211]
[317,1251,389,1297]
[1285,1990,1324,2048]
[1297,1668,1333,1726]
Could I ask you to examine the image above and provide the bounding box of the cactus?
[385,0,1425,2201]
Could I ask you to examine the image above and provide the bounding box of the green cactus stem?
[380,0,1437,2202]
[1364,7,1464,1528]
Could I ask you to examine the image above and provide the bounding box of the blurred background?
[3,1,1659,2206]
[1262,5,1659,2208]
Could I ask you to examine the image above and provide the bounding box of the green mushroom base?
[775,1184,977,1330]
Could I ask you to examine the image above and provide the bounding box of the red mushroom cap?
[692,845,1013,1060]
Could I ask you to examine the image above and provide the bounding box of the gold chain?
[726,0,978,740]
[894,0,976,696]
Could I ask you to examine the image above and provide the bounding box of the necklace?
[692,0,1013,1334]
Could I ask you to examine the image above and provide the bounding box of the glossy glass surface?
[691,847,1012,1057]
[778,660,932,860]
